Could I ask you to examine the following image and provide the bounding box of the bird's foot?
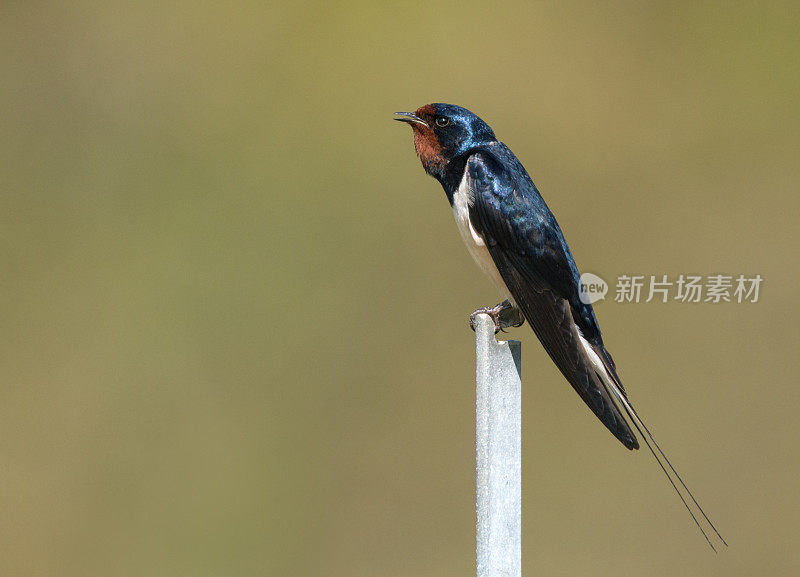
[469,300,525,333]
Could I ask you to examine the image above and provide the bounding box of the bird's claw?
[469,300,525,334]
[469,305,504,333]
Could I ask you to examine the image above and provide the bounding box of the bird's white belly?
[452,176,515,303]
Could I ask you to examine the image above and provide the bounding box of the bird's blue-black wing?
[466,146,638,450]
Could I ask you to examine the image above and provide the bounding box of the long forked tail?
[604,378,727,552]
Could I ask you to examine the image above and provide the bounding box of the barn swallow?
[395,103,725,550]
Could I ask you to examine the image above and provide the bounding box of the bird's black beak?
[394,111,428,127]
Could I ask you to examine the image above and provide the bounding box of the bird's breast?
[452,172,515,303]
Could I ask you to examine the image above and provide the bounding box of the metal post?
[475,314,522,577]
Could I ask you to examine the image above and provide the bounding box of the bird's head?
[394,103,496,179]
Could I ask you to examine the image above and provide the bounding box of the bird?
[395,103,725,551]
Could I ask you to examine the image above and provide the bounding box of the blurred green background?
[2,1,799,575]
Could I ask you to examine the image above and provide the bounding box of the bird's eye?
[434,116,450,128]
